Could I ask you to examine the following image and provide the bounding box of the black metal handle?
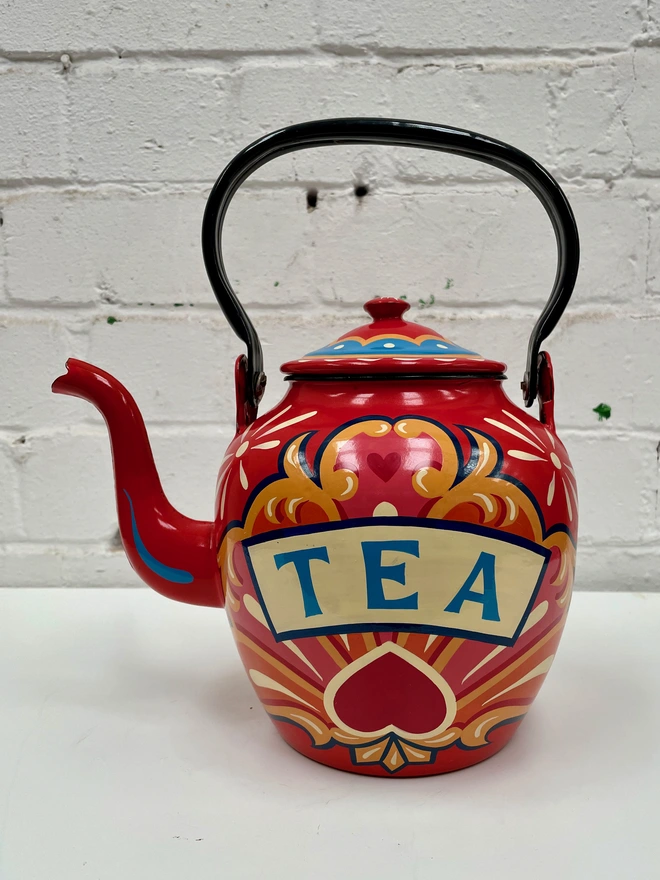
[201,118,579,409]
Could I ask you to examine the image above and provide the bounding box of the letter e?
[362,540,420,610]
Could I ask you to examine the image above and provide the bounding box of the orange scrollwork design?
[219,416,575,606]
[219,420,393,597]
[397,419,574,607]
[261,701,531,767]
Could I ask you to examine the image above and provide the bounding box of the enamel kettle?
[53,119,579,777]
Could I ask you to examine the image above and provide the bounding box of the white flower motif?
[217,406,318,517]
[484,410,578,521]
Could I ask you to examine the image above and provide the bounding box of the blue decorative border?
[303,337,479,358]
[243,516,550,648]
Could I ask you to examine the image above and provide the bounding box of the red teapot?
[53,119,579,777]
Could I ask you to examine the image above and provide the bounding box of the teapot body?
[216,377,576,776]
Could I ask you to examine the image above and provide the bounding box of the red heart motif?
[367,452,401,483]
[331,646,449,736]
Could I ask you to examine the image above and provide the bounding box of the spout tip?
[51,358,77,395]
[51,358,134,411]
[51,358,108,399]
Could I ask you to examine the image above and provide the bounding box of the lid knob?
[363,297,410,321]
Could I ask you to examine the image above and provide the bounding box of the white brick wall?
[1,1,659,589]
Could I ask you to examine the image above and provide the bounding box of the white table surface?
[1,589,658,880]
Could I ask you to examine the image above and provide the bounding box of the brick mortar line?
[3,308,660,324]
[4,177,660,195]
[2,303,658,319]
[0,46,649,67]
[0,47,320,64]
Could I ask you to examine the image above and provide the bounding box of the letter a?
[444,551,500,622]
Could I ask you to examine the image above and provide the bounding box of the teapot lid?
[281,297,506,378]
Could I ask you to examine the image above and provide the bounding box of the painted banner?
[243,518,550,646]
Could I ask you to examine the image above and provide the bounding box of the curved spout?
[52,359,222,607]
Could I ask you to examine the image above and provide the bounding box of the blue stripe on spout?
[123,490,194,584]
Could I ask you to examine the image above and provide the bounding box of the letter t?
[274,546,330,618]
